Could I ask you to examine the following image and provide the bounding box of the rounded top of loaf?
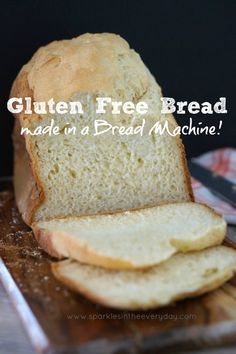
[17,33,150,101]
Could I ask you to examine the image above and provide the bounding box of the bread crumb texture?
[12,33,192,223]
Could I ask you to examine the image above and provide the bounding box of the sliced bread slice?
[33,203,226,269]
[52,246,236,310]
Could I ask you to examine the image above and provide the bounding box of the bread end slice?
[51,246,236,310]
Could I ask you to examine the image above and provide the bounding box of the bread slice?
[12,33,193,226]
[33,202,226,269]
[51,246,236,310]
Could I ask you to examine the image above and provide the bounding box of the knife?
[188,160,236,208]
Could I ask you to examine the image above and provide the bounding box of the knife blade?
[188,160,236,208]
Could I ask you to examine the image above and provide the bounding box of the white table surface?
[0,282,35,354]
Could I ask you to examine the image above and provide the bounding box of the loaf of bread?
[12,33,235,312]
[52,246,236,310]
[32,202,226,269]
[12,33,193,225]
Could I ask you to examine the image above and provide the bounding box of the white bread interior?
[33,202,226,269]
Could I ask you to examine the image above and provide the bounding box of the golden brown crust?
[12,119,44,225]
[33,227,63,258]
[176,135,194,201]
[165,113,194,202]
[11,67,46,225]
[14,33,149,102]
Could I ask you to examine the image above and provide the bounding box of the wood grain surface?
[1,183,236,354]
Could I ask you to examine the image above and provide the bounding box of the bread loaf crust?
[11,33,193,225]
[11,66,46,225]
[11,33,150,103]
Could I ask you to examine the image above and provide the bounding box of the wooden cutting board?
[1,183,236,354]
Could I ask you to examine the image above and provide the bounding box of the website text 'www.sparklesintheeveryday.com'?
[66,312,197,321]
